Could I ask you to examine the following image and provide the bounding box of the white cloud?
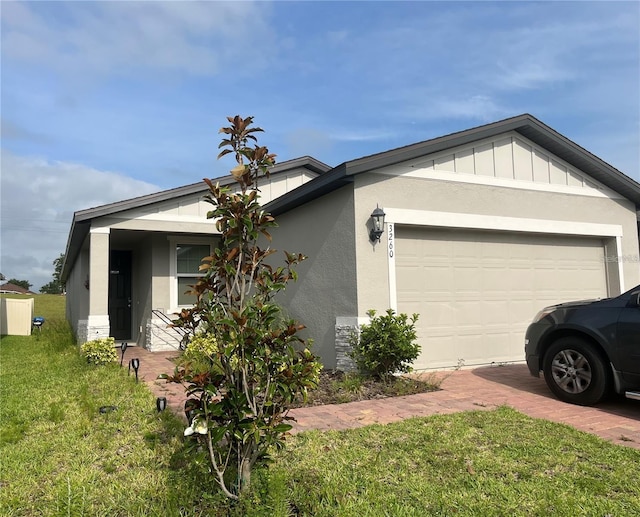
[484,14,636,91]
[1,1,275,78]
[396,93,509,124]
[0,150,160,290]
[333,128,395,142]
[282,126,395,162]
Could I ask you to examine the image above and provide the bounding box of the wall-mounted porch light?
[369,206,386,242]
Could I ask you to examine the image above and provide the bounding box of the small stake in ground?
[129,358,140,382]
[156,397,167,412]
[120,342,128,366]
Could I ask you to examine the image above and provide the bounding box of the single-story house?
[61,157,329,346]
[0,283,35,295]
[62,114,640,370]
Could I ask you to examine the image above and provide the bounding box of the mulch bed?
[290,369,441,408]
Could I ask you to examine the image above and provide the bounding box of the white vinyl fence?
[0,297,35,336]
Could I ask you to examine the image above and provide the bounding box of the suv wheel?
[542,337,611,406]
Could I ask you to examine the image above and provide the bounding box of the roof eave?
[61,216,90,283]
[344,114,534,176]
[73,156,331,223]
[265,164,352,215]
[61,156,332,281]
[264,114,640,218]
[342,114,640,206]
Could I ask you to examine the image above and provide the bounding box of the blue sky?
[1,0,639,290]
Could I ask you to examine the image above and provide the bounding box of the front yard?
[1,295,639,515]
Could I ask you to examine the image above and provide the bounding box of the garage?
[265,114,639,371]
[395,226,609,370]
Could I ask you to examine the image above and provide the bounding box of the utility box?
[0,297,35,336]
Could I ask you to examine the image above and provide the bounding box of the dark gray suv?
[525,284,640,406]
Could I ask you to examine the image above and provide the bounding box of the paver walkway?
[121,346,640,450]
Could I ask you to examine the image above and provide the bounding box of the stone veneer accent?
[77,320,89,344]
[145,317,183,352]
[335,316,370,372]
[82,316,110,344]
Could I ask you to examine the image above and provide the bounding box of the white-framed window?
[177,243,210,305]
[168,237,214,309]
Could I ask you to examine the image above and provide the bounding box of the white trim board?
[383,208,625,311]
[381,168,622,200]
[387,223,397,310]
[89,226,111,234]
[384,208,623,237]
[167,236,215,312]
[119,213,218,224]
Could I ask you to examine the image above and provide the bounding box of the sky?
[1,1,639,291]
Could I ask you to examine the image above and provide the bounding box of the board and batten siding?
[380,131,619,197]
[112,170,316,224]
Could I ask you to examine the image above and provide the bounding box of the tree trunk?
[239,458,252,492]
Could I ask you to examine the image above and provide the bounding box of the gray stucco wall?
[352,173,640,314]
[271,184,358,369]
[65,245,89,338]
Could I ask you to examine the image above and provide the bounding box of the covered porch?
[69,226,217,351]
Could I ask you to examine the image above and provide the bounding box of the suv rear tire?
[542,337,611,406]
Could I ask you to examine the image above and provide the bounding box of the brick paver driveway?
[289,364,640,449]
[130,347,640,449]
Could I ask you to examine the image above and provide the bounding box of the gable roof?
[73,156,330,222]
[0,283,35,295]
[61,156,330,282]
[265,114,640,216]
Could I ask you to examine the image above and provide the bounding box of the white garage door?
[396,227,609,370]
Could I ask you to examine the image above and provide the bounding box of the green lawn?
[276,410,640,516]
[1,293,66,320]
[1,295,639,516]
[0,297,214,516]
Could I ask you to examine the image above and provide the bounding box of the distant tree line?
[0,254,65,294]
[5,278,32,290]
[40,254,65,294]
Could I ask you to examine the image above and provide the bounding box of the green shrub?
[350,309,420,379]
[177,334,220,372]
[183,334,217,359]
[80,337,117,365]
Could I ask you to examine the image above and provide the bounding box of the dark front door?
[109,250,132,341]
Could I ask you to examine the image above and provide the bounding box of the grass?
[2,294,639,515]
[1,293,66,321]
[0,296,230,516]
[276,409,640,516]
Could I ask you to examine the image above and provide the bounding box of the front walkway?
[121,346,640,450]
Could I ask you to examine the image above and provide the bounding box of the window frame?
[168,237,214,311]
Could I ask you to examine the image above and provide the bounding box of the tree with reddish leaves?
[164,116,321,499]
